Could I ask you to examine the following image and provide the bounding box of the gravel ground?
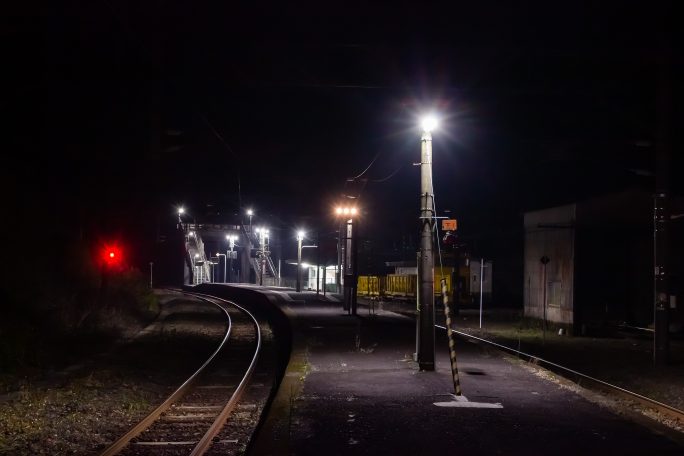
[0,291,227,456]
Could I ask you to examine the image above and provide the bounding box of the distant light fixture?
[247,209,254,216]
[421,115,438,133]
[336,205,360,218]
[297,230,305,241]
[189,231,195,237]
[178,207,185,215]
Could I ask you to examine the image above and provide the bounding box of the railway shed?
[524,189,684,336]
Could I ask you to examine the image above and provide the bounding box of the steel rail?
[188,291,262,456]
[435,324,684,423]
[100,295,233,456]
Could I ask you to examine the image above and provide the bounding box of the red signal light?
[101,244,123,268]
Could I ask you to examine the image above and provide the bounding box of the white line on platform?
[433,395,503,409]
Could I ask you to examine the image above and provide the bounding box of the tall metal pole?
[316,231,320,296]
[343,218,354,313]
[417,127,435,371]
[297,236,302,292]
[653,36,671,366]
[336,221,342,294]
[149,262,153,289]
[223,253,227,283]
[228,251,233,283]
[479,258,484,329]
[350,218,358,316]
[259,232,265,286]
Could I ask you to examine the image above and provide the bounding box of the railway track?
[436,324,684,425]
[101,292,266,456]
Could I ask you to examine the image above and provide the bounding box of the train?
[356,260,492,307]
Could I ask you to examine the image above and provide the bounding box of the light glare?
[421,115,438,132]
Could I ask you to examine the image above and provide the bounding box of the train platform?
[249,291,684,455]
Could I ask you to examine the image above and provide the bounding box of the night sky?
[3,1,680,270]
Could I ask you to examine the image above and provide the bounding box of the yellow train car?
[357,275,386,296]
[357,267,454,299]
[385,274,417,297]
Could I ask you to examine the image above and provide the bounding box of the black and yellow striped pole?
[441,277,462,396]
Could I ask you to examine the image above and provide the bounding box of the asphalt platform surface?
[218,287,684,456]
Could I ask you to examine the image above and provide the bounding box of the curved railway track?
[437,324,684,425]
[101,292,264,456]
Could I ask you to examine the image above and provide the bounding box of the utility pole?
[343,218,352,313]
[335,206,358,311]
[417,118,436,371]
[654,37,672,366]
[316,231,321,296]
[350,218,358,315]
[296,231,303,292]
[479,258,484,329]
[336,220,343,294]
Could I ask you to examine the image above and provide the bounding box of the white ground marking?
[433,395,504,409]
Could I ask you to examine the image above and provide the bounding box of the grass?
[0,369,156,455]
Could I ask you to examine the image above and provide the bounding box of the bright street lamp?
[247,209,254,232]
[420,115,438,133]
[417,114,437,371]
[296,230,305,292]
[177,206,185,228]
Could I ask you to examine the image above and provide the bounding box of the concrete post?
[417,129,435,371]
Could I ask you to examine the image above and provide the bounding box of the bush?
[0,240,158,377]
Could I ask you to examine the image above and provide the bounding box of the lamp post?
[247,209,254,233]
[335,206,359,315]
[193,253,200,284]
[226,234,238,283]
[335,208,343,294]
[417,115,437,371]
[216,253,227,283]
[255,227,269,286]
[296,231,305,292]
[177,206,185,230]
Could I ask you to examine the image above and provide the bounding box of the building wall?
[524,204,576,327]
[574,190,653,328]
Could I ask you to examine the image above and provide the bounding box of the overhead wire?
[199,113,243,210]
